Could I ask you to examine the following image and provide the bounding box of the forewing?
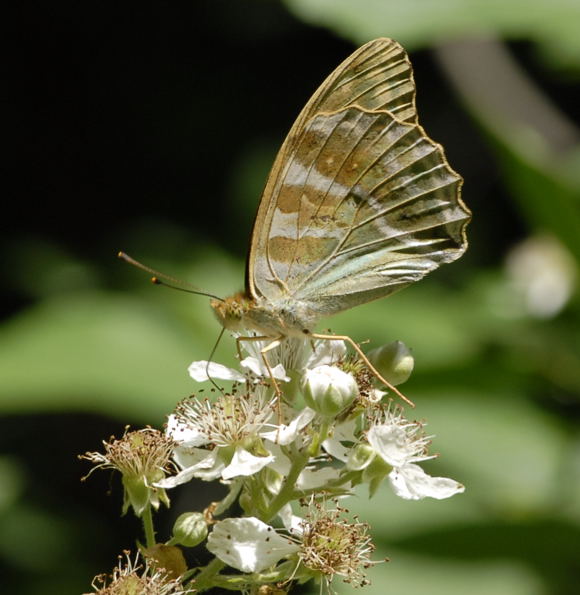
[250,106,470,317]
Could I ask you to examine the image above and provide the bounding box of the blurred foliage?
[2,0,580,593]
[285,0,580,70]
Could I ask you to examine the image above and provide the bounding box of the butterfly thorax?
[210,292,316,339]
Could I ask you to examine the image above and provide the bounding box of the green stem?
[141,504,156,548]
[192,558,226,592]
[264,447,309,522]
[311,419,330,456]
[214,478,243,517]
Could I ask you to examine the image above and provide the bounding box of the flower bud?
[368,341,414,386]
[172,512,209,547]
[301,365,358,417]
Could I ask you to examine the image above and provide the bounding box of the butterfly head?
[210,292,252,333]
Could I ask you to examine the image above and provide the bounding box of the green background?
[2,1,579,592]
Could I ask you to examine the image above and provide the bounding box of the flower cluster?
[82,337,464,593]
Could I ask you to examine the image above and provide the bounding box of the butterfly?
[209,38,470,403]
[122,38,470,405]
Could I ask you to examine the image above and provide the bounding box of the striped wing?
[247,39,470,319]
[246,38,417,294]
[287,37,418,137]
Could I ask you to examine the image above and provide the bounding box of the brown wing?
[246,39,469,317]
[246,38,418,296]
[250,106,469,317]
[287,37,418,136]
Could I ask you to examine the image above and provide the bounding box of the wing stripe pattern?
[247,39,470,321]
[252,106,469,315]
[296,111,377,242]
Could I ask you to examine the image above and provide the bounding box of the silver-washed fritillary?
[216,39,470,403]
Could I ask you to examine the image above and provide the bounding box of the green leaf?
[491,134,580,263]
[0,293,213,422]
[284,0,580,68]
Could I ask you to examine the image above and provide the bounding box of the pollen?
[298,499,379,588]
[175,391,275,448]
[80,427,175,481]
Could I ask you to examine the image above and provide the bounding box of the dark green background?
[3,1,580,593]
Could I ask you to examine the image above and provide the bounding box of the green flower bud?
[368,341,414,386]
[172,512,209,547]
[301,365,358,417]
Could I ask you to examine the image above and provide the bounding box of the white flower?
[367,419,432,468]
[156,392,277,487]
[80,428,173,516]
[207,517,299,573]
[365,408,464,500]
[282,498,379,588]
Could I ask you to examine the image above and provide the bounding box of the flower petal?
[322,419,358,462]
[297,466,342,490]
[367,423,419,467]
[261,407,316,445]
[389,463,465,500]
[240,357,290,382]
[173,446,215,471]
[188,360,245,382]
[166,414,208,447]
[278,504,305,536]
[207,517,299,573]
[160,448,225,485]
[221,447,275,480]
[306,340,347,368]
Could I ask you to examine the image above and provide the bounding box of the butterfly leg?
[236,335,286,427]
[235,335,285,397]
[310,332,415,408]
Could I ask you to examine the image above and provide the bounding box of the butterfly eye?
[302,329,310,335]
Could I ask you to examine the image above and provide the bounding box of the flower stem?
[311,419,330,456]
[213,478,242,517]
[192,558,226,592]
[141,504,156,548]
[264,447,309,522]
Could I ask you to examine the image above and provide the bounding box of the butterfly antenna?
[118,251,225,302]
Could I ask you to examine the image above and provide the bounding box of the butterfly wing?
[285,37,418,134]
[247,40,470,319]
